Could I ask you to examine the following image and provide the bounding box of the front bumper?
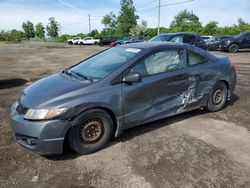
[220,44,230,50]
[10,111,71,155]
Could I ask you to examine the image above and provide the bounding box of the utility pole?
[88,14,91,33]
[157,0,161,35]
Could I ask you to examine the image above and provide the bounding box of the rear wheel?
[229,44,239,53]
[207,82,228,112]
[68,109,113,154]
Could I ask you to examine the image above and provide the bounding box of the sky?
[0,0,250,35]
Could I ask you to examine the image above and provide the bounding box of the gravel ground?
[0,42,250,188]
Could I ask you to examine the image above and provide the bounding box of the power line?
[161,0,194,8]
[137,0,194,12]
[137,0,156,9]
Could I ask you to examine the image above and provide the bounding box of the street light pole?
[157,0,161,35]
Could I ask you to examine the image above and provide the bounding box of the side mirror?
[123,72,142,83]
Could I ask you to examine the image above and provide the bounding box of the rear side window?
[188,50,207,65]
[183,35,195,43]
[130,49,185,77]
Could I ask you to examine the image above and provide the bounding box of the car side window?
[170,35,182,43]
[245,34,250,39]
[195,36,203,42]
[130,49,185,77]
[183,35,195,43]
[188,50,207,66]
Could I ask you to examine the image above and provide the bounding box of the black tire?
[68,41,73,45]
[207,82,228,112]
[229,44,239,53]
[68,109,114,154]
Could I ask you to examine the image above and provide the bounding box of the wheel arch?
[218,80,229,89]
[67,106,118,137]
[213,80,230,99]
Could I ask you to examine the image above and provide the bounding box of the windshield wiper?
[70,70,93,82]
[62,68,75,78]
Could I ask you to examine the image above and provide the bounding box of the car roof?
[118,42,217,61]
[159,32,197,36]
[118,41,188,50]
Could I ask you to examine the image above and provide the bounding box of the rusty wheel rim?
[79,118,104,143]
[213,89,223,105]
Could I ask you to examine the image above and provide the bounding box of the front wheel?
[68,109,114,154]
[206,82,228,112]
[229,44,239,53]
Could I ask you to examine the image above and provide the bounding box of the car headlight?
[24,107,67,120]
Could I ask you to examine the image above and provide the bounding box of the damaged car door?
[183,48,216,111]
[122,47,190,127]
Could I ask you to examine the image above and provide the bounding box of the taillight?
[231,63,236,70]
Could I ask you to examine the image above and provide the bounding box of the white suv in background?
[78,37,100,45]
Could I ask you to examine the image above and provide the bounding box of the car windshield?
[123,37,131,40]
[69,47,142,79]
[148,34,173,42]
[235,33,246,38]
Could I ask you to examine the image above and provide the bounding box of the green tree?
[117,0,139,37]
[144,28,158,39]
[35,23,45,39]
[102,12,117,28]
[22,21,35,39]
[237,18,250,32]
[129,20,147,36]
[170,9,202,33]
[10,29,24,42]
[46,17,59,38]
[203,21,218,35]
[89,29,101,38]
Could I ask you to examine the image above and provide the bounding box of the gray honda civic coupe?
[10,42,237,155]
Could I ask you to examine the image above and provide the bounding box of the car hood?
[21,73,92,109]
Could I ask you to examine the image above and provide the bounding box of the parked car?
[68,37,81,45]
[149,33,207,50]
[207,36,233,50]
[10,42,236,155]
[220,32,250,52]
[201,36,213,41]
[114,36,132,45]
[124,36,144,44]
[99,37,118,46]
[78,37,100,45]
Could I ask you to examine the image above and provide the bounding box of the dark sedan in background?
[206,36,233,50]
[220,32,250,52]
[10,42,236,155]
[99,37,118,46]
[149,32,207,50]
